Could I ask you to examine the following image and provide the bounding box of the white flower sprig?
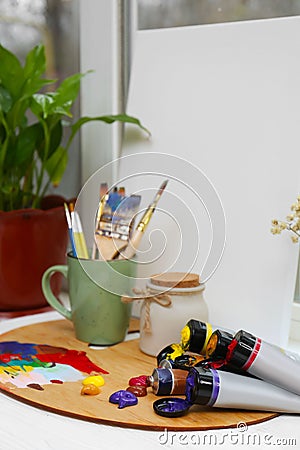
[271,196,300,243]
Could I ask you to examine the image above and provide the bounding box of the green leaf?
[22,45,57,97]
[37,120,63,160]
[45,145,68,186]
[0,183,13,195]
[0,85,13,113]
[48,120,63,158]
[0,124,5,142]
[5,96,29,132]
[0,45,24,98]
[3,124,41,177]
[68,114,151,148]
[15,124,41,166]
[24,44,46,79]
[51,103,73,117]
[55,73,84,107]
[23,78,56,100]
[31,93,55,119]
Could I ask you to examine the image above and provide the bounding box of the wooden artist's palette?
[0,319,278,431]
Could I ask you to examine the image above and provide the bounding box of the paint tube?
[203,329,257,378]
[181,319,300,363]
[226,330,300,395]
[206,329,234,360]
[185,366,300,413]
[156,343,185,366]
[180,319,232,355]
[149,368,188,395]
[158,353,205,371]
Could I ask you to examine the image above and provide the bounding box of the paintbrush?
[69,203,89,259]
[92,183,109,259]
[64,203,77,257]
[116,180,168,260]
[95,193,141,260]
[94,192,141,261]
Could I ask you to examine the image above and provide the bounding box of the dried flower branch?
[271,196,300,243]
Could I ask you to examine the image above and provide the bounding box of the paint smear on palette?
[0,341,108,390]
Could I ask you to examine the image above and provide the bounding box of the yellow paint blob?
[202,323,213,354]
[180,325,191,350]
[82,375,105,387]
[168,343,184,359]
[206,332,218,357]
[81,383,101,395]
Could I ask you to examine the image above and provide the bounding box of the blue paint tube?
[149,368,188,395]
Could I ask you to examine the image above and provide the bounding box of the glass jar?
[139,272,208,356]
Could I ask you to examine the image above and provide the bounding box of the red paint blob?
[50,379,64,384]
[126,385,147,397]
[37,350,109,374]
[27,383,44,391]
[0,353,21,363]
[128,375,149,387]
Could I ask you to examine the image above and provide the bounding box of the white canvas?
[120,17,300,346]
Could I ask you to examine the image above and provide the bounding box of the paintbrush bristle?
[64,203,72,228]
[152,179,169,206]
[159,179,168,194]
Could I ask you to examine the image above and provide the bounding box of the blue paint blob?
[109,390,138,409]
[0,341,37,359]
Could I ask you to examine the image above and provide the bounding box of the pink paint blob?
[128,375,149,387]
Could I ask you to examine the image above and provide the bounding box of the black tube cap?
[185,319,208,354]
[156,343,184,366]
[208,330,234,360]
[228,330,256,368]
[153,398,191,417]
[157,344,177,366]
[185,367,213,405]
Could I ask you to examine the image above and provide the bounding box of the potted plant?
[0,43,148,316]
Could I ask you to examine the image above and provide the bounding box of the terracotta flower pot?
[0,196,69,316]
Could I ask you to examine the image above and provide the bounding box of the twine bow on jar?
[121,287,172,333]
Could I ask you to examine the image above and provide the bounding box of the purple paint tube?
[185,366,300,413]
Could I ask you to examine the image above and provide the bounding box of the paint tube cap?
[159,354,205,371]
[206,330,234,360]
[185,367,214,406]
[153,398,191,417]
[227,330,256,368]
[150,368,174,395]
[175,354,205,370]
[159,359,174,369]
[156,343,183,366]
[184,319,208,354]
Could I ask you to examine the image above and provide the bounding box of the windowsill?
[287,338,300,354]
[289,302,300,343]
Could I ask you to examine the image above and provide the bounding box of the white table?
[0,312,300,450]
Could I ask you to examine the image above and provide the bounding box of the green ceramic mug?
[42,253,137,345]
